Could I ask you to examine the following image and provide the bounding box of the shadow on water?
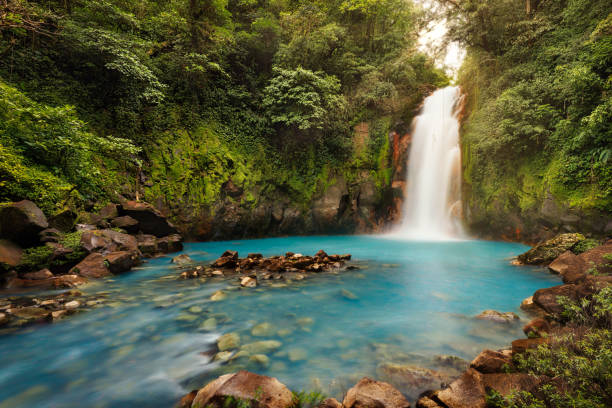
[0,235,560,407]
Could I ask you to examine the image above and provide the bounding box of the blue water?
[0,236,559,407]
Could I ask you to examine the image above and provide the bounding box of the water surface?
[0,236,559,407]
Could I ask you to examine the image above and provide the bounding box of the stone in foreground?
[343,377,411,408]
[517,233,584,265]
[190,371,294,408]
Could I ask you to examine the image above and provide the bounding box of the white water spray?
[395,86,464,240]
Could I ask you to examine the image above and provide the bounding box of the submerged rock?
[240,340,282,354]
[172,254,194,265]
[241,276,257,288]
[217,332,241,351]
[475,310,519,323]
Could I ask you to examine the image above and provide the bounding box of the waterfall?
[395,86,464,240]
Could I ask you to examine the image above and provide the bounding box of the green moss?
[20,246,54,271]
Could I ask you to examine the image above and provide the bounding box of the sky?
[415,0,466,78]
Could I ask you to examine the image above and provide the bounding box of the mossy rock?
[518,233,585,265]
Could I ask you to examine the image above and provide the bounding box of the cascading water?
[395,86,464,240]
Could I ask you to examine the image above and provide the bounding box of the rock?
[470,350,512,374]
[105,251,140,274]
[433,355,469,371]
[111,216,139,233]
[218,333,241,351]
[522,318,551,337]
[248,253,263,259]
[251,322,274,337]
[249,354,270,367]
[297,317,314,327]
[240,340,282,354]
[200,318,218,331]
[213,250,239,268]
[22,268,53,280]
[53,274,88,288]
[475,310,519,323]
[214,351,234,363]
[533,284,577,315]
[51,310,68,321]
[177,390,198,408]
[575,275,612,298]
[415,395,443,408]
[343,377,411,408]
[377,363,446,393]
[69,253,111,278]
[0,239,23,267]
[241,276,257,288]
[0,313,7,326]
[520,296,538,312]
[578,240,612,275]
[548,251,586,283]
[48,209,77,232]
[0,200,48,246]
[99,203,119,219]
[481,373,543,397]
[517,233,585,265]
[120,201,178,237]
[341,289,358,300]
[210,291,227,301]
[287,348,307,361]
[9,306,50,321]
[64,300,80,310]
[318,398,342,408]
[190,371,294,408]
[511,337,548,354]
[136,234,158,256]
[80,229,139,254]
[172,254,194,265]
[436,368,486,408]
[157,234,183,253]
[39,228,62,243]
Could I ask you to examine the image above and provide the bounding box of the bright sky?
[415,0,466,78]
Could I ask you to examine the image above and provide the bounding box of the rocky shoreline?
[0,199,184,329]
[175,234,612,408]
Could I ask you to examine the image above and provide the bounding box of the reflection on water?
[0,236,559,407]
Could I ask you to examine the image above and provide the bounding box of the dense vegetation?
[0,0,446,221]
[445,0,612,238]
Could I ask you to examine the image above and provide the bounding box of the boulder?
[318,398,342,408]
[111,216,139,233]
[213,250,239,268]
[4,274,87,289]
[435,368,486,408]
[533,284,577,315]
[22,268,53,280]
[517,233,585,265]
[343,377,410,408]
[522,318,551,338]
[578,240,612,275]
[120,201,178,237]
[0,239,22,267]
[105,251,140,274]
[99,203,119,219]
[190,371,294,408]
[177,390,198,408]
[80,229,139,254]
[39,228,62,243]
[475,310,519,323]
[511,338,548,354]
[470,349,512,374]
[157,234,184,253]
[136,234,158,256]
[548,251,586,283]
[48,209,77,232]
[0,200,48,247]
[69,253,111,278]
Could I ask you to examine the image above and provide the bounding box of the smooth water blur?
[396,86,464,239]
[0,236,559,407]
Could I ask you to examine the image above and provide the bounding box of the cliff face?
[130,122,413,241]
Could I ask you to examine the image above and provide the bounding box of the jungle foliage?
[446,0,612,222]
[0,0,446,214]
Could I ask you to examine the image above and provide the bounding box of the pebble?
[188,306,203,314]
[249,354,270,367]
[200,318,217,331]
[288,348,307,361]
[251,322,274,337]
[218,332,240,351]
[214,351,233,363]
